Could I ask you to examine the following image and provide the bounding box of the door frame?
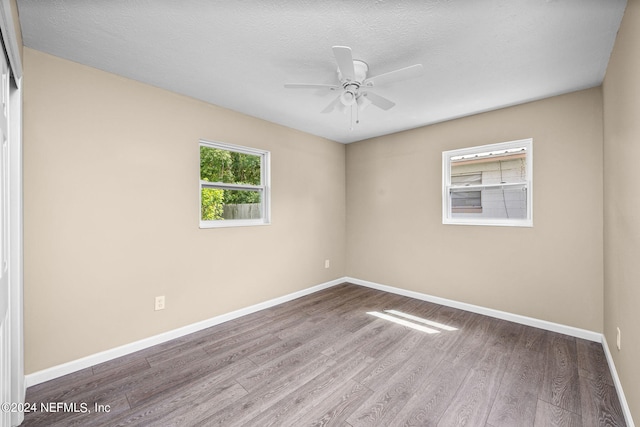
[0,1,24,426]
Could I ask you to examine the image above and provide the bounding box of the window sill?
[443,218,533,227]
[199,219,270,229]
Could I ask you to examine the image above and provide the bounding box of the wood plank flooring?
[21,283,626,426]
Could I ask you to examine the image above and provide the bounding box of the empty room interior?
[1,0,639,425]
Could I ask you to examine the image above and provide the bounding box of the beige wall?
[603,0,640,421]
[346,88,604,332]
[23,48,346,373]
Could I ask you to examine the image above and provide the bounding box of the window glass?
[200,146,261,185]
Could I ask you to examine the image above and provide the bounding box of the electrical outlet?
[616,327,621,350]
[324,259,330,269]
[155,296,165,311]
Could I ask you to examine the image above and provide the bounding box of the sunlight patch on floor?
[366,309,458,334]
[384,309,458,331]
[367,311,440,334]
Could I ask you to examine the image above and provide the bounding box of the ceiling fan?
[285,46,424,127]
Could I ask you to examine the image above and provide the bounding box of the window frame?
[442,138,533,227]
[199,140,271,228]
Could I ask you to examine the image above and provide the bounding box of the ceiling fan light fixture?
[340,90,356,106]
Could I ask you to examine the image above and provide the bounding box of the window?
[199,140,270,228]
[443,138,532,227]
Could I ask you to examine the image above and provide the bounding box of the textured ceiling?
[17,0,626,143]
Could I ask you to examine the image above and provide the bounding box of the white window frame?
[442,138,533,227]
[199,140,271,228]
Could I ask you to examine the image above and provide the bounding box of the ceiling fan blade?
[332,46,355,81]
[284,83,340,90]
[363,91,396,111]
[321,95,342,114]
[364,64,424,87]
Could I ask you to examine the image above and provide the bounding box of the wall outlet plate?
[155,296,165,311]
[616,327,621,350]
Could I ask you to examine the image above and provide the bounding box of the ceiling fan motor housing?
[338,59,369,84]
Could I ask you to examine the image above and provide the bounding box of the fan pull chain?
[349,103,361,131]
[349,104,354,131]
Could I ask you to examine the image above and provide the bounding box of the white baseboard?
[601,335,636,427]
[345,277,603,342]
[25,277,345,388]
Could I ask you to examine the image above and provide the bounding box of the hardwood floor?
[21,283,626,426]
